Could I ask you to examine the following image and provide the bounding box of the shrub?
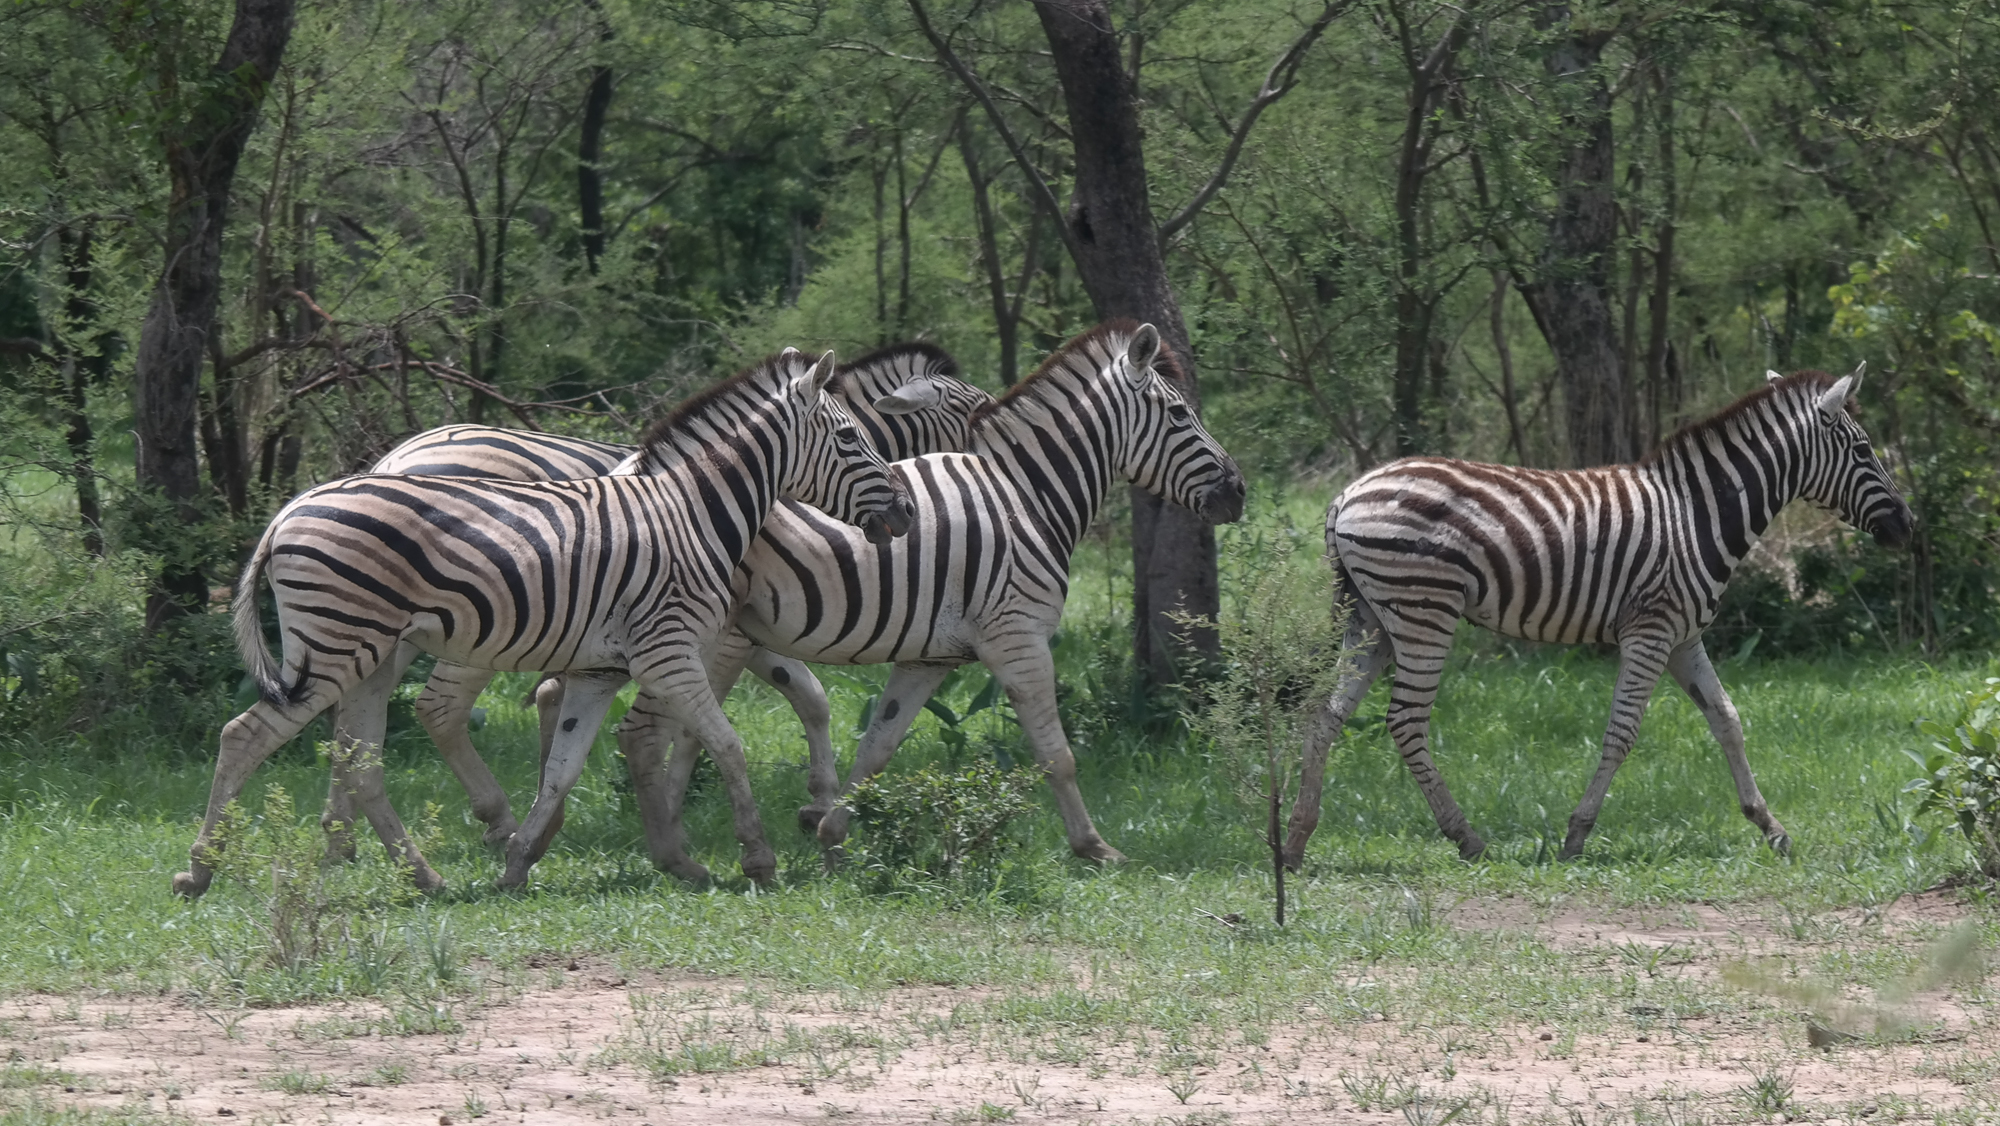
[846,758,1042,887]
[1905,677,2000,878]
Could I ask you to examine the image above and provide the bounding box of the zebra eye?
[836,427,861,445]
[1166,402,1192,423]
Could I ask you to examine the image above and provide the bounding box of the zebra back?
[1329,366,1911,646]
[369,425,631,479]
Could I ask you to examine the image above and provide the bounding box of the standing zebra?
[176,349,913,897]
[323,345,990,855]
[621,322,1247,879]
[1282,365,1912,866]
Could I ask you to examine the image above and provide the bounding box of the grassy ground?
[3,500,1997,1122]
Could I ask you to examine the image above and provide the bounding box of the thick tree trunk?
[1035,0,1221,682]
[131,0,297,630]
[578,3,614,276]
[56,223,106,556]
[1516,6,1630,468]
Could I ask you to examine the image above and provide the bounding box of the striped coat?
[622,322,1247,877]
[319,345,989,855]
[1282,366,1913,865]
[175,350,911,898]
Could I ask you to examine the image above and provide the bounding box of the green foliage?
[1905,677,2000,878]
[1178,513,1350,923]
[846,758,1042,889]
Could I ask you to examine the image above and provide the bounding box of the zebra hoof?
[796,805,826,835]
[1459,836,1491,862]
[741,847,779,886]
[1767,831,1792,857]
[1073,841,1127,866]
[480,821,518,848]
[1279,847,1305,875]
[662,858,712,885]
[170,870,210,900]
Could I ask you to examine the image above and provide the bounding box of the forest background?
[2,0,1998,749]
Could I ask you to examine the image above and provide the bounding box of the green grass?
[1,632,1990,1010]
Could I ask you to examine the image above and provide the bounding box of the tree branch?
[1155,0,1353,246]
[907,0,1084,267]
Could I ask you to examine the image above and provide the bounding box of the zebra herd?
[176,323,1911,898]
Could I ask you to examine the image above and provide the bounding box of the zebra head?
[1115,324,1246,525]
[837,343,994,459]
[785,349,917,544]
[1796,362,1913,548]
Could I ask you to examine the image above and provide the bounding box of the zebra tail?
[231,524,308,707]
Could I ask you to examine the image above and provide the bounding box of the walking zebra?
[324,345,991,855]
[1282,365,1912,866]
[620,322,1247,879]
[175,349,913,898]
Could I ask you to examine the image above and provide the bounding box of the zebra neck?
[971,407,1112,561]
[1653,400,1804,579]
[644,402,788,566]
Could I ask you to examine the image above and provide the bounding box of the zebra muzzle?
[1198,472,1247,525]
[862,495,916,543]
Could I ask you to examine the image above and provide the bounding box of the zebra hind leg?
[1376,611,1487,860]
[1667,640,1790,855]
[500,673,628,889]
[1281,611,1393,872]
[743,648,838,835]
[814,663,954,853]
[1557,639,1671,861]
[330,653,446,893]
[415,662,514,845]
[176,690,341,899]
[322,642,421,863]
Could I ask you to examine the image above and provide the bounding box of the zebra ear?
[1816,372,1857,420]
[873,378,944,416]
[1765,369,1785,385]
[1125,323,1161,386]
[811,350,838,390]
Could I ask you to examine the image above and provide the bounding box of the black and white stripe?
[175,349,913,898]
[623,322,1247,877]
[322,345,991,854]
[1283,365,1914,865]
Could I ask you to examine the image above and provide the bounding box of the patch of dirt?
[6,895,1995,1125]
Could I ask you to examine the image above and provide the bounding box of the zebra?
[174,348,914,898]
[1280,364,1913,867]
[617,321,1248,880]
[321,344,991,858]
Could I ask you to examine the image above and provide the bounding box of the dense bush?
[1905,677,2000,879]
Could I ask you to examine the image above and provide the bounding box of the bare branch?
[907,0,1084,267]
[1156,0,1353,246]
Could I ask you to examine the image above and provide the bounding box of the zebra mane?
[842,340,960,384]
[637,351,847,457]
[1639,369,1839,466]
[969,320,1186,430]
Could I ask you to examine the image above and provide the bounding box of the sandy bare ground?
[4,892,1993,1125]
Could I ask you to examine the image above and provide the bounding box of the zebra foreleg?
[620,641,756,883]
[743,648,838,834]
[1558,640,1671,861]
[632,662,778,885]
[529,675,573,852]
[814,663,955,851]
[617,699,713,883]
[328,653,445,893]
[177,692,340,899]
[414,663,514,845]
[1281,615,1393,871]
[500,674,626,889]
[984,648,1124,865]
[1668,640,1789,855]
[322,642,421,863]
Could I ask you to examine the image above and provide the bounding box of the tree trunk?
[1645,63,1676,449]
[1516,6,1630,468]
[131,0,297,631]
[55,223,106,556]
[578,4,614,276]
[1035,0,1221,682]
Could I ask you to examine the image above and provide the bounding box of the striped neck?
[968,355,1120,561]
[1647,385,1812,585]
[634,360,802,570]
